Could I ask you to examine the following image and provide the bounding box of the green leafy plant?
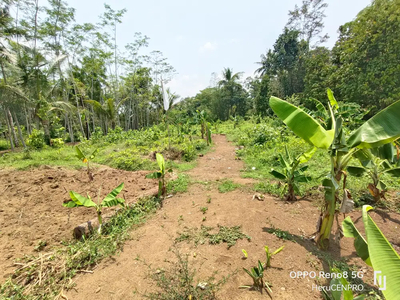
[342,205,400,300]
[146,153,172,198]
[242,249,248,259]
[197,110,212,145]
[200,207,208,214]
[264,245,284,268]
[63,183,125,234]
[75,146,99,181]
[50,138,64,148]
[241,261,268,292]
[347,144,400,202]
[270,90,400,249]
[270,145,315,201]
[27,129,45,149]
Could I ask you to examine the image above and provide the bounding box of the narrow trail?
[65,135,377,300]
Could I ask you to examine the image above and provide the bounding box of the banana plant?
[241,261,269,293]
[146,153,172,198]
[270,146,316,201]
[75,146,99,181]
[63,183,125,234]
[205,121,212,146]
[342,205,400,300]
[347,145,400,202]
[265,245,284,268]
[270,90,400,249]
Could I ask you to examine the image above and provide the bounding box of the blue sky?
[66,0,371,98]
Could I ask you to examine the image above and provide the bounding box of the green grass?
[218,179,240,193]
[265,227,296,241]
[168,160,197,172]
[0,196,160,299]
[0,124,211,172]
[176,225,251,249]
[167,174,190,194]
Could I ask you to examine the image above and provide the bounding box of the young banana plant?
[146,153,172,198]
[265,245,284,268]
[63,183,125,234]
[75,146,99,181]
[270,146,316,201]
[270,89,400,249]
[241,261,266,291]
[347,144,400,202]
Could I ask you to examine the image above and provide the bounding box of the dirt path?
[64,135,400,300]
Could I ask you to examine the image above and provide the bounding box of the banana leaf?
[270,169,286,180]
[75,146,86,162]
[327,88,339,110]
[347,100,400,149]
[156,153,165,173]
[362,205,400,299]
[342,216,371,266]
[346,166,366,177]
[269,96,334,149]
[64,191,96,208]
[383,167,400,177]
[297,147,317,164]
[102,182,124,204]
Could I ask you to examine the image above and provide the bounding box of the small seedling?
[207,196,211,203]
[242,249,248,259]
[241,261,272,295]
[178,215,184,221]
[146,153,172,198]
[200,207,208,214]
[202,217,206,222]
[75,146,99,181]
[63,183,125,234]
[34,240,47,252]
[265,245,284,268]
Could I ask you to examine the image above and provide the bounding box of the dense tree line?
[1,0,399,150]
[0,0,177,149]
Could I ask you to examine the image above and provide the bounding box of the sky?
[64,0,371,99]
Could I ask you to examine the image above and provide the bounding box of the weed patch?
[167,174,190,194]
[176,225,251,249]
[141,248,229,300]
[218,180,240,193]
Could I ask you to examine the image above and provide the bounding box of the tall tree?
[286,0,329,47]
[330,0,400,111]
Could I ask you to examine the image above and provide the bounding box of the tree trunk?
[13,111,26,148]
[7,109,19,147]
[4,110,14,151]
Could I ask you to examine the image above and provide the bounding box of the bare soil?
[0,166,157,279]
[2,135,400,299]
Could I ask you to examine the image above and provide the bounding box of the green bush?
[0,139,9,151]
[106,149,155,171]
[50,138,64,148]
[27,129,45,149]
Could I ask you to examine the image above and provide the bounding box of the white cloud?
[167,74,207,98]
[199,41,217,53]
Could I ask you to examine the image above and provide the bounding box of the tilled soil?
[0,166,157,279]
